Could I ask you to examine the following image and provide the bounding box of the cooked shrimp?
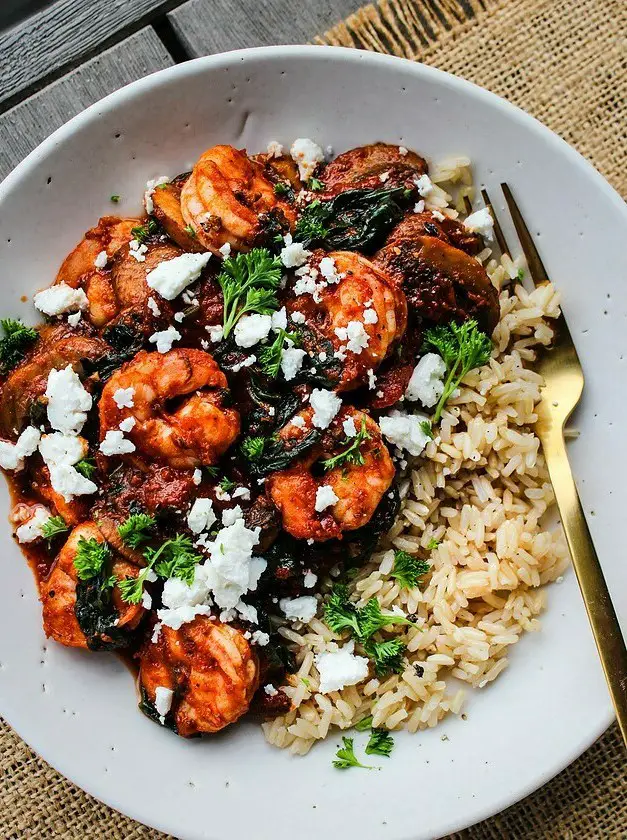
[285,251,406,391]
[266,407,395,541]
[180,144,296,253]
[56,216,142,326]
[321,142,427,196]
[109,240,184,313]
[99,349,240,469]
[151,173,205,252]
[41,522,144,649]
[138,616,260,736]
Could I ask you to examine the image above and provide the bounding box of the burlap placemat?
[2,0,626,837]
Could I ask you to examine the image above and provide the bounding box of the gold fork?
[476,185,627,746]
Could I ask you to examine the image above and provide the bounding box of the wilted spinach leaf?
[83,323,144,381]
[74,570,137,651]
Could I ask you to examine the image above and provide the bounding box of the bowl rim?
[0,44,622,839]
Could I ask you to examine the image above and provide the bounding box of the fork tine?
[501,183,550,287]
[480,188,509,256]
[463,195,473,215]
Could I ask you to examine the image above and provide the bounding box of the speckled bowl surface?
[0,45,626,840]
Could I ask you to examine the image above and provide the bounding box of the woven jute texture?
[2,1,626,838]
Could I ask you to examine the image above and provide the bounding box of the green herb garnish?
[332,736,374,770]
[516,267,525,281]
[354,716,373,732]
[321,418,371,471]
[218,249,282,338]
[184,224,197,238]
[110,194,120,203]
[258,329,300,378]
[419,420,434,440]
[324,585,415,640]
[74,537,111,581]
[75,458,96,480]
[219,476,236,493]
[240,435,267,461]
[423,319,492,422]
[0,319,38,374]
[118,534,202,604]
[308,177,325,192]
[365,728,394,757]
[364,637,407,677]
[40,515,69,543]
[427,537,441,550]
[391,549,430,589]
[118,513,156,549]
[130,219,158,244]
[273,181,294,200]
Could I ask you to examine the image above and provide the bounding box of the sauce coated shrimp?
[41,522,144,650]
[138,616,259,736]
[266,407,395,541]
[285,251,406,391]
[180,144,296,253]
[99,348,240,469]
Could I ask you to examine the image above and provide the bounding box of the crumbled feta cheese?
[128,239,148,262]
[219,242,231,258]
[315,484,339,512]
[280,233,310,268]
[363,307,378,325]
[154,685,173,721]
[16,506,51,543]
[118,417,136,433]
[67,311,82,327]
[0,426,41,471]
[318,256,341,284]
[293,272,319,298]
[264,683,278,696]
[141,590,153,610]
[222,505,243,527]
[45,366,92,435]
[144,175,170,214]
[413,200,426,214]
[342,416,357,437]
[187,498,216,534]
[202,518,265,610]
[192,468,202,486]
[405,353,446,407]
[157,568,213,630]
[94,250,108,269]
[290,415,306,429]
[173,311,184,323]
[215,486,231,502]
[271,306,287,332]
[206,324,224,343]
[280,347,306,381]
[415,174,434,197]
[147,296,161,317]
[379,171,390,183]
[315,641,370,694]
[267,140,283,158]
[39,432,86,466]
[34,283,88,316]
[334,321,369,354]
[290,138,325,181]
[234,313,272,348]
[290,311,306,324]
[146,252,211,300]
[236,601,258,625]
[149,326,181,353]
[99,430,136,456]
[303,571,317,588]
[48,464,97,501]
[310,389,342,429]
[380,409,432,456]
[113,387,135,409]
[399,146,408,156]
[463,207,494,241]
[232,486,250,500]
[251,630,270,646]
[367,369,377,390]
[231,354,256,372]
[280,595,318,623]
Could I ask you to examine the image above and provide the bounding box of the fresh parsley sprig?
[0,319,38,374]
[240,436,267,461]
[118,534,203,604]
[218,249,282,338]
[130,219,158,243]
[390,549,430,589]
[118,513,157,549]
[74,538,111,581]
[219,476,236,493]
[364,638,406,677]
[321,418,371,471]
[75,458,96,480]
[365,728,395,757]
[332,736,375,770]
[40,515,69,544]
[258,329,300,378]
[423,319,492,422]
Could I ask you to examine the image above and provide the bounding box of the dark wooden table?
[0,0,364,181]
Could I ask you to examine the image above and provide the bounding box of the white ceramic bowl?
[1,46,626,840]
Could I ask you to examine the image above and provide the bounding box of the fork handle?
[542,430,627,746]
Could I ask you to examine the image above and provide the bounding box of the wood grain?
[168,0,364,56]
[0,28,172,181]
[0,0,178,108]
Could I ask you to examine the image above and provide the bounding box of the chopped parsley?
[332,736,374,770]
[365,728,395,757]
[517,267,525,281]
[184,224,197,238]
[75,458,96,480]
[258,329,300,378]
[391,549,430,589]
[419,420,434,439]
[273,181,294,200]
[240,435,266,461]
[354,715,373,732]
[321,418,371,471]
[110,194,120,203]
[130,219,158,244]
[364,637,406,677]
[218,249,282,338]
[118,513,156,549]
[40,515,69,543]
[74,537,111,581]
[308,177,325,192]
[427,537,441,550]
[219,476,236,493]
[0,319,38,374]
[423,319,492,422]
[118,533,202,604]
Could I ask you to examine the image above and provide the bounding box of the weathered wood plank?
[0,28,173,181]
[168,0,365,56]
[0,0,178,108]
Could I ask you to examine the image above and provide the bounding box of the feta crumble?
[219,242,231,258]
[463,207,494,241]
[147,296,161,317]
[280,233,310,268]
[67,311,82,327]
[318,256,342,284]
[315,641,370,694]
[379,409,432,456]
[113,387,135,409]
[94,250,108,269]
[280,595,318,623]
[202,518,265,610]
[128,239,148,262]
[413,200,426,214]
[221,505,243,527]
[271,306,287,332]
[405,353,446,408]
[34,283,88,316]
[232,486,251,501]
[303,571,317,589]
[39,432,86,466]
[192,468,202,486]
[206,324,224,343]
[251,630,270,647]
[231,354,256,372]
[0,426,41,471]
[48,464,97,501]
[154,686,173,722]
[146,252,211,300]
[144,176,170,214]
[149,326,181,353]
[280,346,306,381]
[187,497,217,534]
[415,173,434,197]
[264,684,278,696]
[290,311,306,324]
[367,369,377,390]
[234,313,272,348]
[45,366,92,435]
[310,388,342,429]
[342,416,357,438]
[363,307,378,325]
[334,321,369,354]
[290,138,325,181]
[157,569,213,630]
[118,417,136,433]
[16,506,51,543]
[267,140,283,158]
[315,484,339,512]
[399,146,408,156]
[99,430,136,456]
